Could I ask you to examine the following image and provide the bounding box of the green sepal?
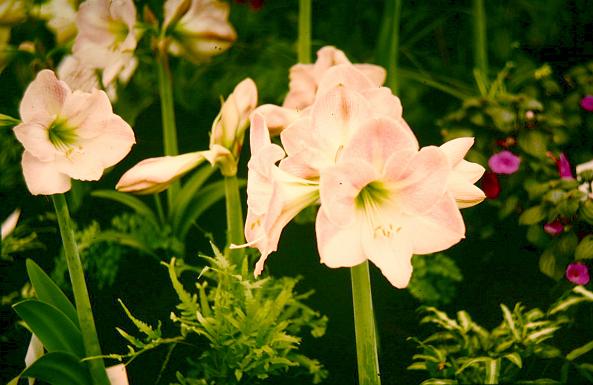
[26,259,78,327]
[13,300,84,357]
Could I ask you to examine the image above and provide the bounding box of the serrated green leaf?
[26,259,78,327]
[118,299,160,339]
[91,190,159,229]
[20,352,92,385]
[567,339,593,361]
[13,300,84,357]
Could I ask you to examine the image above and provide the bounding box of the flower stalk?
[225,174,245,265]
[472,0,488,78]
[298,0,312,64]
[156,48,180,208]
[351,261,381,385]
[376,0,402,94]
[52,194,110,385]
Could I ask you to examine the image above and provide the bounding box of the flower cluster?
[243,47,486,288]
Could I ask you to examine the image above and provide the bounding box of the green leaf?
[13,300,84,357]
[575,235,593,260]
[177,179,245,239]
[420,379,458,385]
[171,164,215,230]
[518,130,548,158]
[118,299,160,339]
[501,304,520,341]
[91,230,158,258]
[503,352,522,368]
[0,113,20,127]
[567,339,593,361]
[21,351,92,385]
[519,205,546,225]
[91,190,160,229]
[455,356,492,376]
[26,259,78,327]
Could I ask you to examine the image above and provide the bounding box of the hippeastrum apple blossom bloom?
[316,117,465,288]
[258,48,387,134]
[38,0,78,44]
[278,66,413,179]
[163,0,236,63]
[117,78,257,193]
[439,138,486,208]
[488,150,521,174]
[72,0,138,87]
[116,152,206,194]
[243,113,319,276]
[13,69,135,195]
[210,78,257,175]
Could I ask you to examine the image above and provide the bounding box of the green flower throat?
[48,119,77,151]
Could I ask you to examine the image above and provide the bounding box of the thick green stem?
[298,0,312,64]
[224,175,245,265]
[351,261,381,385]
[472,0,488,78]
[52,194,110,385]
[156,49,180,208]
[385,0,402,94]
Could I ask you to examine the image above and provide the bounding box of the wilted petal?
[22,151,71,195]
[283,64,317,110]
[116,151,206,194]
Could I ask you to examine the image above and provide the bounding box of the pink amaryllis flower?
[13,70,135,195]
[117,78,257,192]
[488,150,521,174]
[72,0,138,87]
[258,46,387,134]
[243,113,319,275]
[316,117,465,288]
[163,0,236,63]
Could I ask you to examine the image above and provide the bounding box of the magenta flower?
[543,220,563,236]
[488,151,521,174]
[557,153,574,179]
[566,262,590,285]
[580,95,593,112]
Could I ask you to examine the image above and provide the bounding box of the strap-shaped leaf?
[13,300,84,357]
[176,179,245,239]
[91,190,160,229]
[21,351,92,385]
[171,163,216,229]
[26,259,78,327]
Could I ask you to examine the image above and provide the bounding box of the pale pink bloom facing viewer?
[13,70,135,195]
